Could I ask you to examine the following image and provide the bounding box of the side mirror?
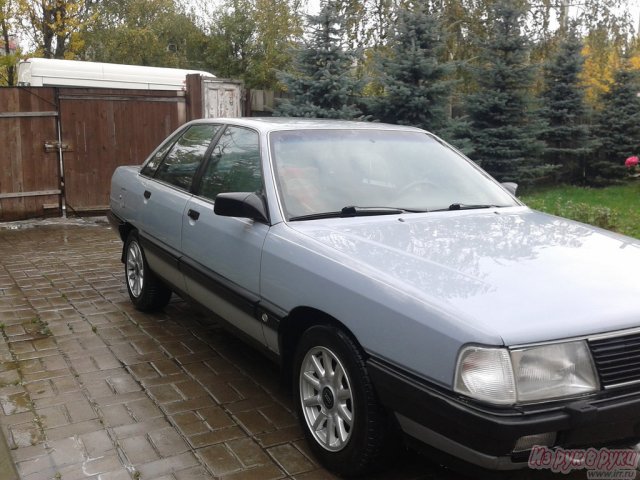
[214,192,269,223]
[501,182,518,196]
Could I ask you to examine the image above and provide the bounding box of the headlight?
[454,341,599,405]
[511,341,599,402]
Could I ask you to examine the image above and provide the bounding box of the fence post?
[54,87,67,218]
[185,74,203,121]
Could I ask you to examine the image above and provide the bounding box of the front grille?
[589,332,640,388]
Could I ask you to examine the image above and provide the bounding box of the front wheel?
[293,325,388,477]
[124,231,171,312]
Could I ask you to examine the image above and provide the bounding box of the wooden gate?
[0,88,62,220]
[0,77,243,220]
[58,88,186,213]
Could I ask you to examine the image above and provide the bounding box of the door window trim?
[192,125,268,210]
[143,123,225,194]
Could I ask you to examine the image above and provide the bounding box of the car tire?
[124,231,171,312]
[293,325,388,477]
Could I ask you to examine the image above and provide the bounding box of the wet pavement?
[0,218,610,479]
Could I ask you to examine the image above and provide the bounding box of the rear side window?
[152,124,220,191]
[199,126,262,201]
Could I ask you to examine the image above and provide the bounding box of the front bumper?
[367,357,640,470]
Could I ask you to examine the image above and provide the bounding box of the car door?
[137,123,222,291]
[181,125,269,345]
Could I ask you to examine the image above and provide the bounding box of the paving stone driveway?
[0,219,467,480]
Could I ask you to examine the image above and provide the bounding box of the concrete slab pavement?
[0,218,591,480]
[0,218,457,480]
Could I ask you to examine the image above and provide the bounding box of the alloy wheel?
[126,240,144,298]
[299,346,354,452]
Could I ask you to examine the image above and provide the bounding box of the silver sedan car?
[109,118,640,476]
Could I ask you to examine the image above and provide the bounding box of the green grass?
[520,181,640,239]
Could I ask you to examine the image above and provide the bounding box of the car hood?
[288,207,640,346]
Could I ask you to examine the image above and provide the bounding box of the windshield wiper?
[442,203,506,211]
[289,206,416,221]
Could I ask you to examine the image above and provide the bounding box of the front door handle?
[143,190,151,199]
[187,209,200,221]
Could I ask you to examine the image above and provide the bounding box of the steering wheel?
[395,179,438,198]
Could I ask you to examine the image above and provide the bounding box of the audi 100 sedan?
[109,118,640,476]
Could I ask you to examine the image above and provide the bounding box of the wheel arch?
[283,306,400,475]
[119,222,136,262]
[278,306,365,383]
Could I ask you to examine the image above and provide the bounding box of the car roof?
[188,117,426,134]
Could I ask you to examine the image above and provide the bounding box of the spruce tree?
[465,0,547,183]
[274,0,363,119]
[590,65,640,183]
[540,28,594,184]
[372,2,456,135]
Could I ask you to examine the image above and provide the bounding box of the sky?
[626,1,640,31]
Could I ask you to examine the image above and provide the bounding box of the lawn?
[520,181,640,240]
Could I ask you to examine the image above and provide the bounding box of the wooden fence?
[0,82,279,221]
[0,88,61,221]
[0,87,188,220]
[59,89,186,214]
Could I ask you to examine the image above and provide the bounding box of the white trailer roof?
[18,58,216,90]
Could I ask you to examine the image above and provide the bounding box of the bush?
[527,198,618,231]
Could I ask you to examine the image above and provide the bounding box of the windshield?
[269,129,518,220]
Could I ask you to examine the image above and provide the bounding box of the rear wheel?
[293,325,388,477]
[124,231,171,311]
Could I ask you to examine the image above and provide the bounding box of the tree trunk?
[1,17,15,85]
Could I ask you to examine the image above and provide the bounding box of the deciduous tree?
[0,0,19,85]
[16,0,93,58]
[81,0,205,69]
[204,0,302,89]
[577,0,633,105]
[205,0,256,79]
[251,0,303,88]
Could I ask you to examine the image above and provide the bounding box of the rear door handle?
[187,209,200,221]
[143,190,151,199]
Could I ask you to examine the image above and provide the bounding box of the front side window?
[199,126,262,201]
[153,124,220,191]
[140,129,183,177]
